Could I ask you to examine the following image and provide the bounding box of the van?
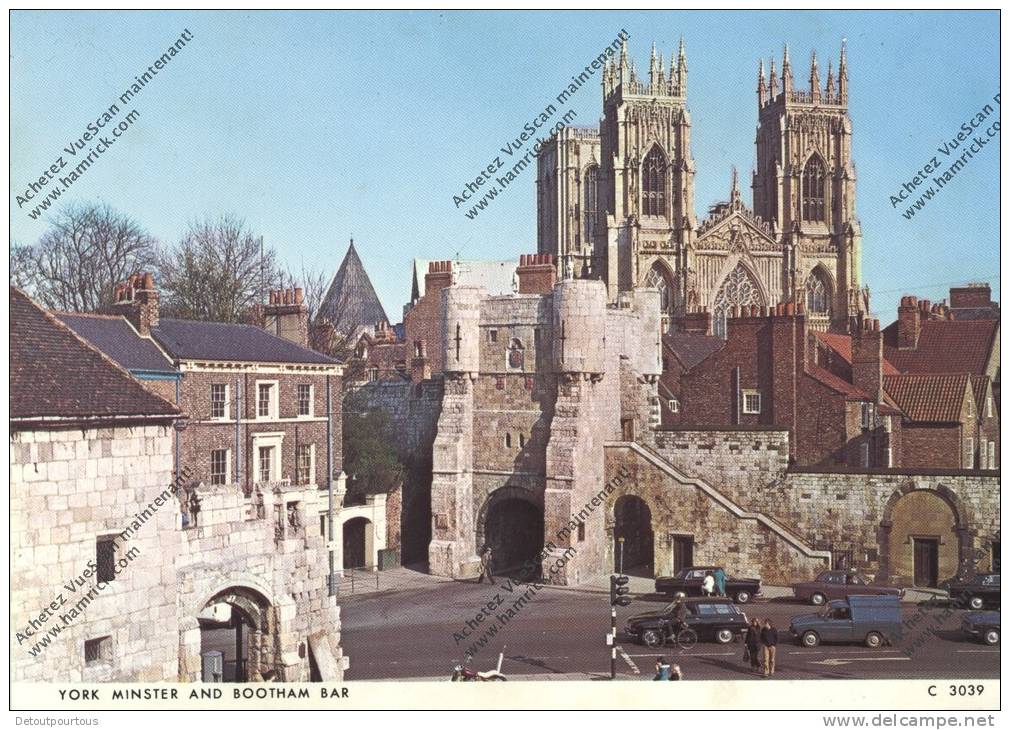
[789,594,902,648]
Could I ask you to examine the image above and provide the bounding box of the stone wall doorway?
[198,587,273,682]
[343,517,372,569]
[614,495,654,576]
[484,497,544,578]
[882,488,962,587]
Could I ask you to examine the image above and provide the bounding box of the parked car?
[655,566,762,604]
[792,570,903,606]
[625,597,749,647]
[946,573,1000,610]
[961,611,1000,645]
[789,595,902,648]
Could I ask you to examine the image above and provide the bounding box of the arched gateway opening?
[198,587,273,682]
[613,495,654,576]
[484,497,544,578]
[343,516,372,569]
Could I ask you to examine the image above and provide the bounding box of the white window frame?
[251,432,284,485]
[860,442,870,468]
[988,441,996,469]
[296,383,314,418]
[210,383,230,420]
[987,396,994,418]
[885,446,893,468]
[210,448,231,485]
[255,380,279,420]
[742,389,761,415]
[295,443,316,485]
[668,398,680,414]
[882,415,892,433]
[967,399,974,419]
[966,437,974,469]
[860,402,873,430]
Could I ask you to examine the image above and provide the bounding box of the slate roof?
[151,318,338,365]
[319,242,389,336]
[813,331,901,376]
[663,331,725,371]
[883,373,971,423]
[10,287,180,422]
[57,312,175,374]
[882,320,998,375]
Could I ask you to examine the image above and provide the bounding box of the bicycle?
[641,623,697,651]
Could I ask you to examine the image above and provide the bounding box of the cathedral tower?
[752,43,864,331]
[598,37,696,309]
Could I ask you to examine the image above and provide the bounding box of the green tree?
[342,391,403,504]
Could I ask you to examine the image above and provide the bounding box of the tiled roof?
[883,373,971,423]
[813,331,900,375]
[883,320,998,375]
[152,319,338,365]
[807,365,870,399]
[319,242,389,335]
[663,331,725,371]
[10,287,180,422]
[970,375,990,414]
[57,312,176,374]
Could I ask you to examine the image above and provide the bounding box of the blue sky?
[10,10,1000,321]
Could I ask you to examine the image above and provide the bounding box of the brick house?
[668,303,901,468]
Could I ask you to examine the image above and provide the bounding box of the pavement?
[336,569,999,682]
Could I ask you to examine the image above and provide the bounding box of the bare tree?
[28,203,157,312]
[10,242,39,294]
[158,215,282,322]
[284,260,329,324]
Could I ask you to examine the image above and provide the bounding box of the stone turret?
[553,279,607,377]
[442,286,483,376]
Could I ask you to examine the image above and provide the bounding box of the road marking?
[808,657,912,666]
[955,649,1000,653]
[617,646,640,674]
[626,652,736,658]
[789,650,902,655]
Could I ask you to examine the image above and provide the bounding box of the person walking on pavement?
[477,545,495,585]
[702,571,715,596]
[744,618,763,674]
[653,657,672,680]
[760,618,778,677]
[714,567,727,597]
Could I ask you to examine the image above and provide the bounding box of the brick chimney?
[410,337,430,384]
[263,286,308,347]
[851,316,883,403]
[425,260,453,297]
[950,283,991,309]
[113,272,159,336]
[516,253,557,294]
[675,307,712,335]
[896,295,920,350]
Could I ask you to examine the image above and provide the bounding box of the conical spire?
[730,166,741,205]
[757,58,767,106]
[630,58,638,86]
[619,35,629,75]
[810,50,820,102]
[782,44,793,94]
[825,60,835,102]
[658,51,665,86]
[769,57,778,99]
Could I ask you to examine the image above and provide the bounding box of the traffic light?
[610,574,631,607]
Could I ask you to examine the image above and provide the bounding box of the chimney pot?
[294,287,303,304]
[143,272,154,290]
[785,301,795,316]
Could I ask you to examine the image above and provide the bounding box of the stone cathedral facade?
[537,39,867,335]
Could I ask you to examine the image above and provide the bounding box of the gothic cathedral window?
[644,265,673,315]
[642,146,667,217]
[583,165,598,244]
[802,155,826,221]
[712,264,764,339]
[805,270,830,315]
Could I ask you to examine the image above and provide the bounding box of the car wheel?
[984,629,999,646]
[801,631,820,648]
[642,629,665,648]
[969,596,985,610]
[811,593,826,606]
[865,632,884,649]
[715,629,734,644]
[735,590,751,604]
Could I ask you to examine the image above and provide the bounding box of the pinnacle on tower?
[619,35,629,75]
[658,50,665,86]
[782,44,793,94]
[676,36,687,94]
[758,58,767,106]
[730,165,741,205]
[826,60,835,102]
[630,58,638,86]
[769,57,778,98]
[838,39,849,103]
[810,50,821,102]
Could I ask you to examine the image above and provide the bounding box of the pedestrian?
[702,571,715,596]
[653,657,671,681]
[714,567,727,597]
[669,664,683,681]
[744,618,763,674]
[477,545,495,585]
[760,618,778,677]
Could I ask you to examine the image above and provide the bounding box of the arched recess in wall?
[879,486,969,588]
[805,265,834,319]
[711,261,766,338]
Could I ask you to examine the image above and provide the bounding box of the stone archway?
[880,486,970,587]
[613,495,655,576]
[478,489,544,578]
[198,586,274,682]
[342,516,372,569]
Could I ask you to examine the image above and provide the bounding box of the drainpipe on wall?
[235,378,242,487]
[732,366,741,425]
[326,374,335,596]
[175,375,181,484]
